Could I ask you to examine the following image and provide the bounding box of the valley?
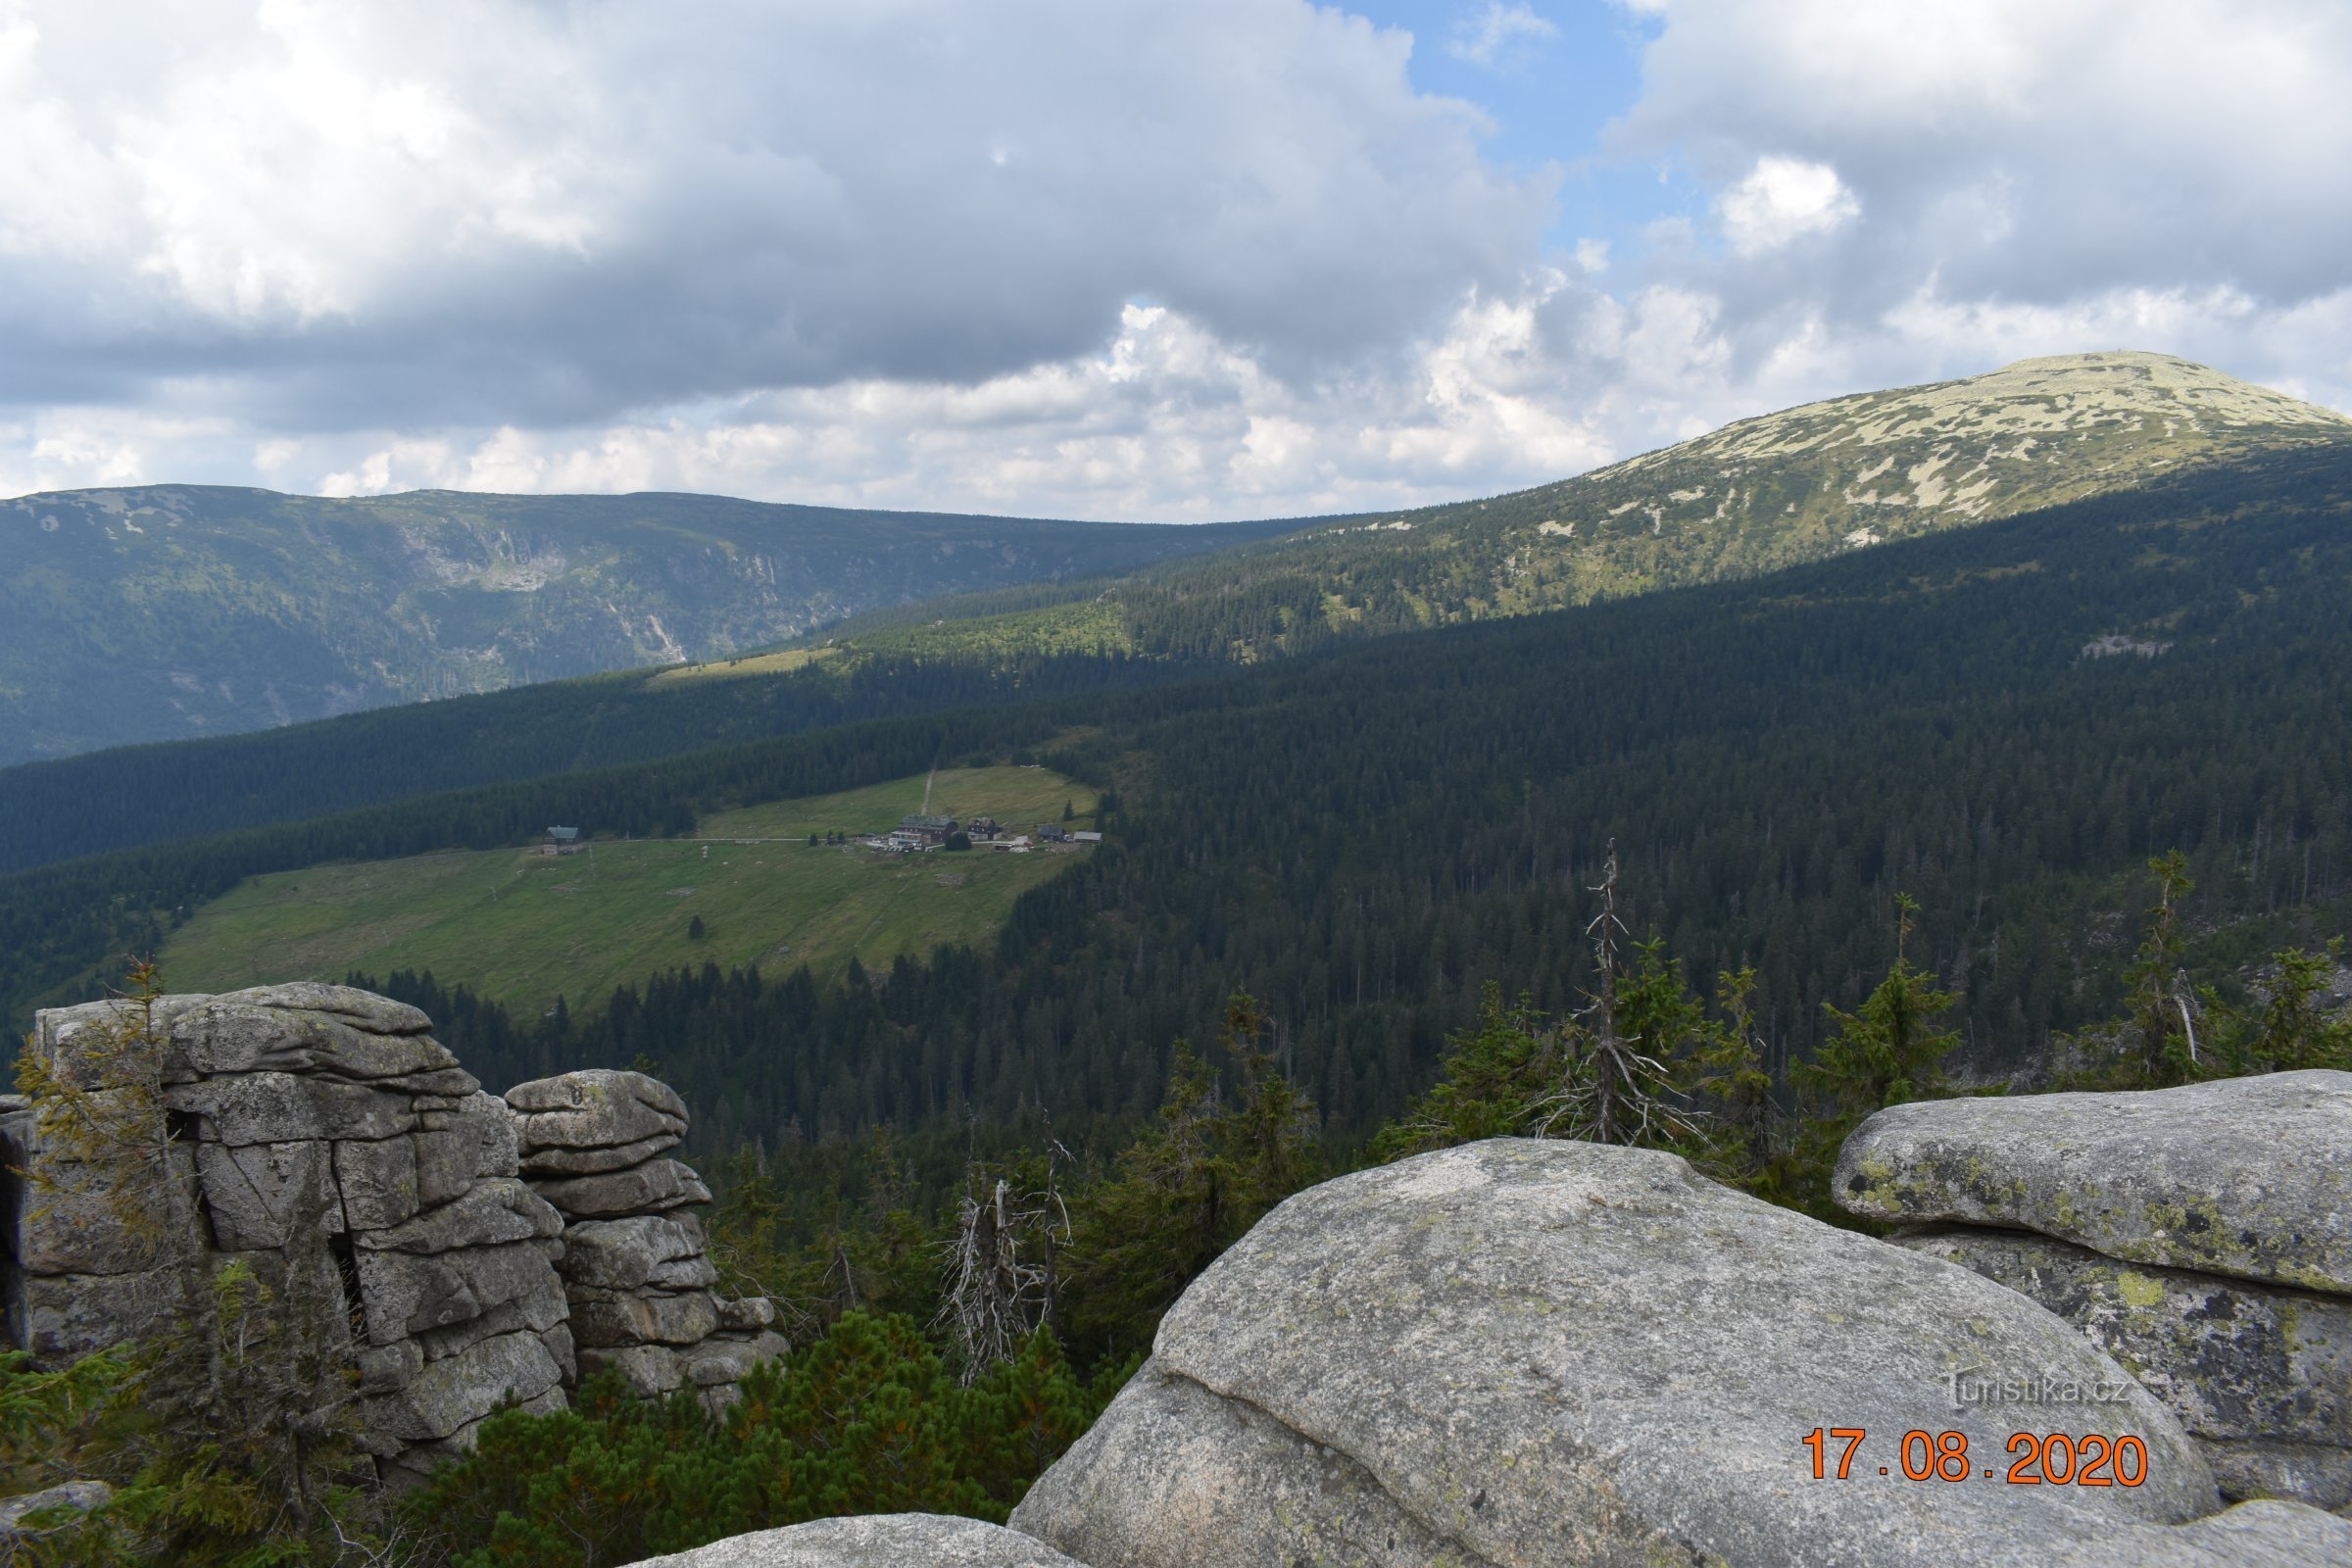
[158,765,1099,1013]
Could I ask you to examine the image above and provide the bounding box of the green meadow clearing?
[159,766,1099,1012]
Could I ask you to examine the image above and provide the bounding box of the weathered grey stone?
[569,1288,720,1348]
[34,996,214,1086]
[1014,1139,2352,1568]
[505,1069,688,1152]
[519,1131,682,1176]
[354,1178,562,1255]
[415,1276,571,1364]
[20,1265,187,1358]
[715,1295,776,1332]
[682,1331,786,1387]
[0,1480,115,1541]
[2196,1438,2352,1514]
[355,1337,425,1395]
[1019,1364,1465,1567]
[167,988,458,1080]
[580,1342,687,1397]
[378,1384,568,1474]
[529,1158,710,1217]
[352,1239,565,1345]
[375,1384,570,1493]
[628,1514,1093,1567]
[557,1213,717,1293]
[1838,1071,2352,1296]
[217,982,433,1036]
[21,1245,345,1362]
[358,1329,564,1442]
[196,1139,341,1250]
[166,1072,416,1146]
[413,1092,520,1207]
[543,1321,575,1377]
[368,1066,483,1098]
[334,1135,420,1231]
[1894,1228,2352,1451]
[17,1142,200,1274]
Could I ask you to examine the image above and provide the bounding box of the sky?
[5,0,2352,520]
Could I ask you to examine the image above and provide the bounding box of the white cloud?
[229,297,1639,520]
[1448,3,1560,67]
[8,1,2352,521]
[1715,156,1859,256]
[0,0,1550,429]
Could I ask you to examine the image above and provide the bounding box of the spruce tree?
[1792,895,1959,1209]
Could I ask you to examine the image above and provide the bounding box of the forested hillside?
[12,449,2351,1160]
[0,484,1297,763]
[0,648,1193,874]
[10,351,2340,875]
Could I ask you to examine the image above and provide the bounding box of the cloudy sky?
[4,0,2350,519]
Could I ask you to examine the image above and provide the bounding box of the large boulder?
[166,1072,418,1146]
[352,1239,566,1345]
[1837,1071,2352,1294]
[625,1513,1093,1567]
[166,987,465,1084]
[1012,1139,2351,1568]
[506,1071,689,1157]
[31,995,215,1086]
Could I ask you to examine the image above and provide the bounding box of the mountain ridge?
[0,485,1304,763]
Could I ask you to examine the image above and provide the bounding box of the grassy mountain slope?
[790,352,2352,665]
[160,765,1099,1013]
[0,484,1299,763]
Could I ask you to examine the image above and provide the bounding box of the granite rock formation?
[1,986,783,1487]
[507,1069,784,1414]
[1839,1070,2352,1511]
[1,984,572,1486]
[1010,1139,2350,1568]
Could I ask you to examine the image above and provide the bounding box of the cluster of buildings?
[863,812,1102,856]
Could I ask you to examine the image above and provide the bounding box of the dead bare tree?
[1541,842,1689,1147]
[932,1146,1070,1384]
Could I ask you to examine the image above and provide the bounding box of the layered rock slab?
[1836,1070,2352,1294]
[506,1070,782,1412]
[1013,1139,2350,1567]
[626,1513,1091,1567]
[1896,1227,2352,1513]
